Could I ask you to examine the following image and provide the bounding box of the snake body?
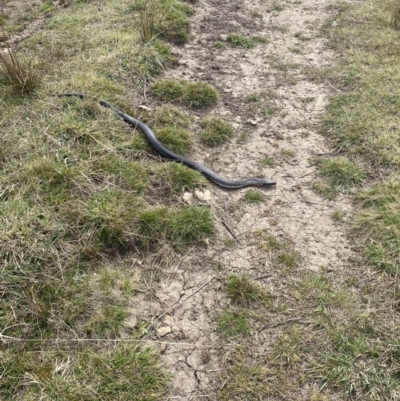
[57,93,276,189]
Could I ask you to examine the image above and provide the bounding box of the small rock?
[157,326,172,337]
[195,189,211,202]
[183,192,193,204]
[219,34,228,41]
[160,343,168,353]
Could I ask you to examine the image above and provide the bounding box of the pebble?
[157,326,172,337]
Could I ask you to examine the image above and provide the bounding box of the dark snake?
[56,93,276,189]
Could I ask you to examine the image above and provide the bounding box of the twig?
[255,274,272,280]
[221,219,241,243]
[172,247,194,275]
[148,275,216,329]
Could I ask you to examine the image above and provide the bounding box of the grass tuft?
[156,162,207,194]
[243,189,265,204]
[226,274,269,306]
[151,79,219,108]
[199,116,234,146]
[155,126,193,155]
[313,157,365,199]
[138,206,214,248]
[216,309,250,338]
[354,174,400,274]
[0,29,41,93]
[227,33,255,49]
[129,0,192,43]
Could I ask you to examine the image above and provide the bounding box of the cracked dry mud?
[142,0,356,399]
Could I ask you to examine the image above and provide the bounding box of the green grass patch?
[272,3,286,11]
[316,0,400,286]
[216,309,250,338]
[259,156,275,167]
[1,343,169,401]
[313,157,365,199]
[199,116,234,146]
[0,0,197,398]
[155,126,193,155]
[213,41,226,49]
[219,348,271,400]
[151,79,219,108]
[253,35,270,44]
[254,230,300,270]
[243,189,265,204]
[245,93,260,103]
[354,175,400,273]
[138,206,214,248]
[280,148,296,159]
[128,0,192,44]
[40,2,56,13]
[156,162,208,194]
[226,274,269,306]
[227,33,255,49]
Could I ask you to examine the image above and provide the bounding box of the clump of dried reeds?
[0,28,40,93]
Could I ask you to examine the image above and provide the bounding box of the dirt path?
[145,0,356,399]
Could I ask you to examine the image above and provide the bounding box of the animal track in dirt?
[146,0,357,399]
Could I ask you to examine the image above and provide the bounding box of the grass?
[354,175,400,273]
[1,343,169,401]
[259,156,275,167]
[137,206,214,248]
[312,157,365,199]
[0,29,41,93]
[128,0,192,43]
[199,116,234,146]
[0,0,211,399]
[331,209,346,222]
[226,274,269,306]
[280,148,296,159]
[151,78,219,108]
[255,230,300,270]
[227,33,256,49]
[245,93,260,103]
[243,189,265,204]
[251,11,263,18]
[213,41,226,49]
[316,0,400,274]
[216,309,250,338]
[253,35,269,44]
[156,162,208,194]
[218,266,400,400]
[272,3,286,11]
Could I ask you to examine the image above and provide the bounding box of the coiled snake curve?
[56,93,276,189]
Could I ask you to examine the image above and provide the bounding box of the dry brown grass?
[0,29,40,93]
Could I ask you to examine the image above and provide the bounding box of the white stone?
[183,192,193,204]
[195,189,211,202]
